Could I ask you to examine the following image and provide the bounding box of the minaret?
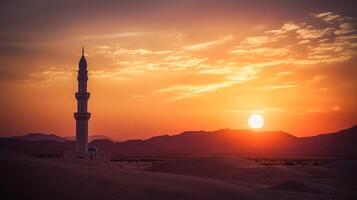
[74,47,91,154]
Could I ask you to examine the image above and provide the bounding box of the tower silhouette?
[74,47,91,154]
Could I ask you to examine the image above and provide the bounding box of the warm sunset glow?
[0,1,356,140]
[248,114,264,129]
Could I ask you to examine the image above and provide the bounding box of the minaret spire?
[82,46,84,56]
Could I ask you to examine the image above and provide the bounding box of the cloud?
[296,27,333,39]
[184,35,234,50]
[262,83,298,91]
[65,12,357,102]
[298,40,310,44]
[77,32,152,40]
[155,65,258,101]
[99,46,172,57]
[111,48,172,56]
[28,66,74,83]
[154,80,239,101]
[163,57,209,70]
[313,12,342,23]
[198,65,259,80]
[156,80,235,94]
[277,71,294,76]
[265,21,301,35]
[28,65,148,83]
[231,47,291,57]
[334,23,356,35]
[94,46,172,57]
[239,36,278,47]
[335,34,357,40]
[90,69,135,80]
[229,11,356,69]
[197,67,238,75]
[149,12,356,102]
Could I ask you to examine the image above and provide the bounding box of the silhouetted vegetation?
[110,155,178,163]
[33,153,63,159]
[247,157,337,166]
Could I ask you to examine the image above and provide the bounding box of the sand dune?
[270,180,317,193]
[147,156,310,186]
[146,156,357,198]
[1,151,356,200]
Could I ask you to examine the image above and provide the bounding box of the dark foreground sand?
[0,151,355,200]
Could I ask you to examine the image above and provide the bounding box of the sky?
[0,0,356,140]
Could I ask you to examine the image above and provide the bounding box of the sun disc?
[248,114,264,129]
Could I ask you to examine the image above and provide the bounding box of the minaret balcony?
[75,92,90,100]
[74,112,91,120]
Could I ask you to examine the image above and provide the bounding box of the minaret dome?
[79,47,87,71]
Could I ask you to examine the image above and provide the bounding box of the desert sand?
[0,151,356,200]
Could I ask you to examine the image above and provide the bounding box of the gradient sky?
[0,0,356,140]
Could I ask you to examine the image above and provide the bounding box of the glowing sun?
[248,114,264,129]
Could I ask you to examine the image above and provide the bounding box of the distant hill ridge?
[10,133,113,142]
[11,133,67,142]
[1,125,356,157]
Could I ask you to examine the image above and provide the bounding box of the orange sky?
[0,1,356,140]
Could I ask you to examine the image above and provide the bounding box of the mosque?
[65,48,110,161]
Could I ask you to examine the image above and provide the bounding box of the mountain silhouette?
[10,133,114,143]
[1,125,356,157]
[11,133,67,142]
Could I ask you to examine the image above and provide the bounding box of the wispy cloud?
[184,35,234,50]
[231,11,356,68]
[334,23,356,35]
[28,66,74,83]
[262,83,298,91]
[265,21,301,35]
[154,80,239,101]
[231,47,291,57]
[239,35,279,47]
[71,12,356,103]
[296,27,333,39]
[111,48,172,56]
[298,40,310,44]
[313,12,343,23]
[155,66,258,101]
[77,32,152,40]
